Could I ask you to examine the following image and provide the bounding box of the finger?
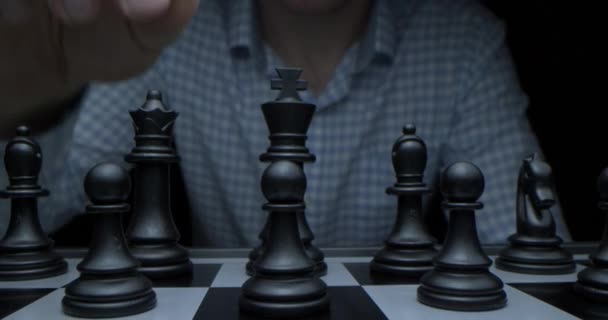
[127,0,199,51]
[47,0,100,24]
[117,0,171,22]
[0,0,31,24]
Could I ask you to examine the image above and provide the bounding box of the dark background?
[52,1,607,246]
[482,1,606,241]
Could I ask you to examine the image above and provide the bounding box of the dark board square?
[510,282,608,319]
[344,263,421,286]
[194,286,388,320]
[152,263,222,287]
[0,288,54,318]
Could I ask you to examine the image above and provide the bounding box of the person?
[0,0,570,247]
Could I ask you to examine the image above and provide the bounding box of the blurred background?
[481,0,606,241]
[52,0,607,246]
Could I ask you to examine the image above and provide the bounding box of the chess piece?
[574,167,608,303]
[417,162,506,311]
[247,68,326,276]
[496,153,574,274]
[371,124,437,277]
[63,162,156,318]
[125,91,192,279]
[240,160,329,318]
[248,214,324,277]
[246,220,269,276]
[0,126,67,280]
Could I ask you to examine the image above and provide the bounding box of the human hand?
[0,0,198,127]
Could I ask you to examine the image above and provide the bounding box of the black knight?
[496,153,574,274]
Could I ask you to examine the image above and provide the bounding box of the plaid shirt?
[0,0,570,246]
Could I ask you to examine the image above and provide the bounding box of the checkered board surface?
[0,252,601,320]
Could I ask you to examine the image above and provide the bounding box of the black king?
[125,91,193,279]
[247,68,327,276]
[240,68,329,318]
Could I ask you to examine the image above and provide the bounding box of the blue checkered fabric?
[0,0,571,246]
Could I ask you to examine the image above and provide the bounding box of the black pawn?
[371,125,437,277]
[240,160,329,318]
[125,91,192,279]
[247,213,325,276]
[63,162,156,318]
[247,68,326,276]
[574,167,608,303]
[496,153,574,274]
[0,126,67,280]
[417,162,506,311]
[246,221,268,276]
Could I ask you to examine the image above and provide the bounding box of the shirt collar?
[227,0,260,58]
[227,0,397,72]
[355,0,397,73]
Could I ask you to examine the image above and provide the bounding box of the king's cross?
[271,68,308,101]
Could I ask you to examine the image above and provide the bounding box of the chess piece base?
[246,261,254,276]
[575,267,608,303]
[247,250,326,277]
[63,273,156,318]
[129,243,192,279]
[574,282,608,304]
[313,261,328,277]
[496,244,575,275]
[581,307,608,320]
[417,268,506,311]
[62,292,156,318]
[0,251,67,281]
[246,244,263,276]
[371,246,436,277]
[574,279,608,320]
[304,244,327,276]
[240,276,329,319]
[138,261,193,280]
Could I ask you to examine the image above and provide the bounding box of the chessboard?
[0,245,601,320]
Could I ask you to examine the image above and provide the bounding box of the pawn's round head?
[598,167,608,202]
[261,160,306,203]
[440,162,485,202]
[84,162,131,205]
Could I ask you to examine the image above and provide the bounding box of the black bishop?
[0,126,67,280]
[371,124,437,277]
